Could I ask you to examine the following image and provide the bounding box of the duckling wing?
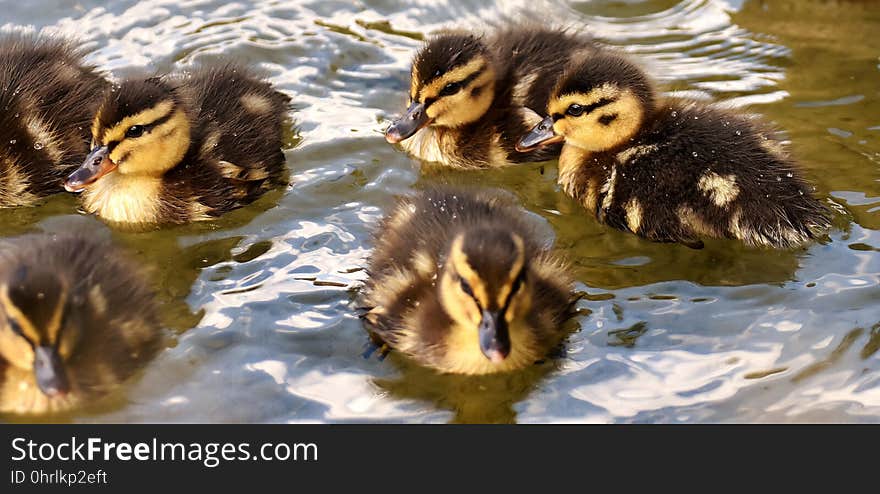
[184,63,290,185]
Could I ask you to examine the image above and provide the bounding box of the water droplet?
[735,130,742,136]
[671,111,678,117]
[33,142,43,150]
[13,113,19,118]
[786,172,793,178]
[9,139,16,145]
[776,176,782,182]
[692,151,698,157]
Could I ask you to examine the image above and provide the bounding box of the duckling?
[0,33,108,207]
[0,233,161,415]
[516,52,831,249]
[360,187,575,375]
[63,62,290,225]
[384,26,600,168]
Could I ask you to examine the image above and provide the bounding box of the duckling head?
[0,265,82,401]
[516,53,654,153]
[385,34,497,143]
[64,78,191,192]
[438,227,535,369]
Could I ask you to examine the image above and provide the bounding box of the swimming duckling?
[385,26,599,168]
[517,52,831,249]
[360,187,575,375]
[0,233,161,415]
[0,33,108,207]
[63,63,290,225]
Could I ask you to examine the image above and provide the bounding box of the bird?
[63,62,290,225]
[0,33,108,208]
[359,186,576,375]
[516,51,831,249]
[384,25,600,169]
[0,233,162,415]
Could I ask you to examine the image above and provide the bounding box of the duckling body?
[0,34,108,207]
[385,27,599,168]
[0,233,161,415]
[64,63,290,225]
[518,53,830,248]
[361,187,574,375]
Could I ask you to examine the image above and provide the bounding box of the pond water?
[1,0,878,423]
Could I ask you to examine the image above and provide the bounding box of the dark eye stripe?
[424,66,485,106]
[582,97,616,114]
[502,270,526,312]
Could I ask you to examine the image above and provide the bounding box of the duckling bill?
[0,33,108,207]
[63,63,290,225]
[385,26,599,168]
[360,187,575,375]
[517,52,831,249]
[0,233,161,415]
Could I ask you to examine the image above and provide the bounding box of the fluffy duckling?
[0,233,161,415]
[0,33,108,207]
[385,26,599,168]
[63,63,290,225]
[360,187,575,375]
[517,52,831,249]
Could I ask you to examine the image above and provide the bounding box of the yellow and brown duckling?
[0,233,161,415]
[517,52,831,249]
[385,26,599,168]
[63,63,290,225]
[0,33,108,207]
[360,187,575,375]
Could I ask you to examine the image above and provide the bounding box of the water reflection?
[0,0,878,423]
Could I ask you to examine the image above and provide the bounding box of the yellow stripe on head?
[418,57,487,101]
[101,100,175,146]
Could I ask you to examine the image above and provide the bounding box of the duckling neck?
[399,126,462,166]
[81,173,164,224]
[558,144,608,213]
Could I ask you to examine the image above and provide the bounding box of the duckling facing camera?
[385,26,599,168]
[517,52,831,249]
[63,63,290,225]
[0,234,161,415]
[0,33,108,207]
[360,187,575,375]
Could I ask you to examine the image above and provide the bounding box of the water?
[1,0,878,423]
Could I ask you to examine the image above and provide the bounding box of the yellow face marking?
[98,100,175,145]
[0,285,41,343]
[550,87,644,152]
[423,68,495,127]
[108,109,191,176]
[448,235,489,308]
[549,83,622,117]
[698,172,740,207]
[409,63,420,101]
[418,57,486,101]
[493,234,525,308]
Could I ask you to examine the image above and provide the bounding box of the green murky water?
[1,0,879,423]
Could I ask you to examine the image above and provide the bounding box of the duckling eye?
[6,317,26,339]
[125,125,145,138]
[566,104,585,117]
[458,277,475,298]
[440,82,462,97]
